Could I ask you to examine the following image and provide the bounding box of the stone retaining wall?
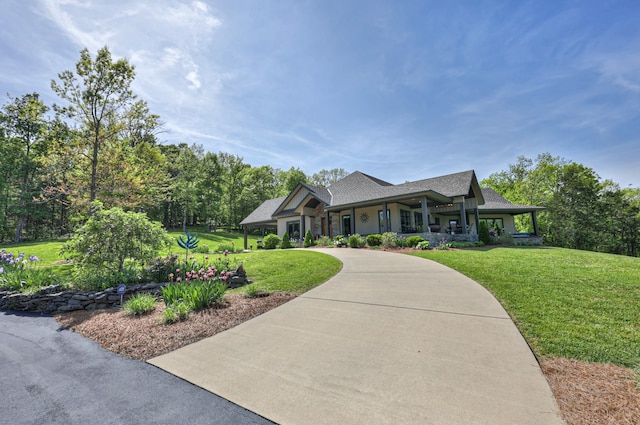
[0,266,250,314]
[0,283,166,314]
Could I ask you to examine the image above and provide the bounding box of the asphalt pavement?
[0,310,274,425]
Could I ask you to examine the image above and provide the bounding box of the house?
[240,169,544,248]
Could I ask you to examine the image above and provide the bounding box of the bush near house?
[281,232,293,249]
[348,234,366,248]
[405,235,425,248]
[262,234,281,250]
[304,230,315,248]
[478,221,491,245]
[366,234,383,247]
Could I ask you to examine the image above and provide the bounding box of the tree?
[61,201,171,273]
[0,93,51,242]
[310,168,349,187]
[276,167,308,196]
[51,46,136,205]
[219,153,249,230]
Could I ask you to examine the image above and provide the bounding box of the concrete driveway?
[0,310,274,425]
[150,248,564,425]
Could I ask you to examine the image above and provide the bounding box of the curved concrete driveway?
[150,248,563,425]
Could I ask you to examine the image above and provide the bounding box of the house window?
[342,215,351,235]
[400,210,411,232]
[378,210,391,233]
[480,218,504,231]
[414,212,423,232]
[286,220,300,239]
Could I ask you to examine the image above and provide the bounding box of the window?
[400,210,411,232]
[286,220,300,239]
[378,210,391,233]
[342,215,351,235]
[414,212,423,231]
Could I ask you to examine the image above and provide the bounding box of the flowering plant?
[0,249,54,291]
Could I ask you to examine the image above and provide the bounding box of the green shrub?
[72,265,142,291]
[478,221,491,245]
[262,234,280,250]
[194,244,210,253]
[145,254,179,283]
[436,238,452,250]
[281,232,293,249]
[316,236,332,247]
[304,230,315,248]
[450,241,475,248]
[366,234,382,247]
[60,201,171,274]
[416,241,431,250]
[381,232,397,249]
[161,280,226,311]
[333,235,348,247]
[348,234,365,248]
[122,293,157,316]
[496,232,515,246]
[161,301,190,324]
[405,235,425,248]
[216,242,235,253]
[244,284,268,298]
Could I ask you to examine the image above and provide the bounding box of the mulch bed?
[54,292,297,361]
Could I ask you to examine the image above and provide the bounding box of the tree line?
[2,47,638,257]
[482,153,640,257]
[0,46,348,243]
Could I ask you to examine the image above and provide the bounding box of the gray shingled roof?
[479,188,545,212]
[242,170,524,227]
[239,196,285,225]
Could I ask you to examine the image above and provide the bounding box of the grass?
[165,228,263,253]
[122,293,157,316]
[410,247,640,368]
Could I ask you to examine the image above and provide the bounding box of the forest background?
[1,47,638,257]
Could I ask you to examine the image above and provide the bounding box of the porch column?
[474,208,480,234]
[382,202,389,232]
[300,214,305,239]
[325,210,330,237]
[460,197,468,234]
[243,225,248,250]
[350,207,355,235]
[421,196,430,232]
[532,211,540,236]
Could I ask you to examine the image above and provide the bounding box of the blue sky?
[2,0,639,187]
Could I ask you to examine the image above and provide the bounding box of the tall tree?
[0,93,50,242]
[310,168,349,187]
[276,167,308,196]
[219,153,249,230]
[51,46,136,205]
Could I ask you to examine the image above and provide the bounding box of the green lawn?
[410,247,640,368]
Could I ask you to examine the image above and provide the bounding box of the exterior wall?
[282,188,310,210]
[479,213,517,234]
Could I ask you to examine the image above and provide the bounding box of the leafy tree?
[219,153,249,230]
[61,201,171,273]
[310,168,349,187]
[197,152,223,231]
[276,167,308,196]
[173,144,203,231]
[51,46,137,205]
[0,93,51,242]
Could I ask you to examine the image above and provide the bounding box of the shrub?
[0,250,59,291]
[437,238,452,250]
[281,232,293,249]
[333,235,348,247]
[416,241,431,250]
[304,230,315,248]
[316,236,332,247]
[194,244,209,254]
[145,254,179,282]
[161,280,226,311]
[348,234,365,248]
[161,301,190,324]
[61,201,171,274]
[405,235,425,248]
[245,284,268,298]
[262,234,280,250]
[122,293,157,316]
[216,242,235,253]
[366,234,383,247]
[478,221,491,245]
[496,232,515,246]
[381,232,397,249]
[450,241,475,248]
[72,265,142,291]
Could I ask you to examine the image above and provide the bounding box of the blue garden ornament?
[177,231,199,261]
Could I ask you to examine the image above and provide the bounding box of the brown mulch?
[54,292,640,425]
[54,292,296,361]
[542,358,640,425]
